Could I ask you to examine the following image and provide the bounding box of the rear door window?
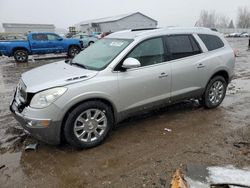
[32,34,48,41]
[166,35,201,60]
[198,34,224,51]
[189,36,201,54]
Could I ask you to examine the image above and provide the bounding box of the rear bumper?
[10,100,62,145]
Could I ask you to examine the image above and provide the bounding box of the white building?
[75,12,158,34]
[2,23,55,34]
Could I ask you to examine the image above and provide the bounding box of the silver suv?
[10,27,235,148]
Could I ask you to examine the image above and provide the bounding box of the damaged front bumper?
[10,99,62,145]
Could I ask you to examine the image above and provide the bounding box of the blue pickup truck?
[0,32,83,62]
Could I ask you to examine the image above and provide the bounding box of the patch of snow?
[207,166,250,186]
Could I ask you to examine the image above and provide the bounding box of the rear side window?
[166,35,201,60]
[32,34,48,41]
[198,34,224,51]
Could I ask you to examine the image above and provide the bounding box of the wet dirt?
[0,39,250,187]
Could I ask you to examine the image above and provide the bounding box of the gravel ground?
[0,38,250,187]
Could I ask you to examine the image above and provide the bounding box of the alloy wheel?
[70,48,79,57]
[208,80,225,105]
[73,109,107,142]
[16,51,27,61]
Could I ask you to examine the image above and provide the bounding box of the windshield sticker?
[110,41,124,47]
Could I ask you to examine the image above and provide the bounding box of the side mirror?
[57,38,63,41]
[122,58,141,69]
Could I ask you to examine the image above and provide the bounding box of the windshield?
[72,38,132,70]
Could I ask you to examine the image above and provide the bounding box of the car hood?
[21,61,98,93]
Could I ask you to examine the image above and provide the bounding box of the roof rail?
[131,28,158,32]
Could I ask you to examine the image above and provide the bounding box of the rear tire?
[201,76,227,109]
[64,101,114,149]
[13,49,28,63]
[67,46,80,58]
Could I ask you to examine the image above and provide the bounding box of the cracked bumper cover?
[10,100,62,145]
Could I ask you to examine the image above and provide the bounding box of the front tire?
[13,49,28,63]
[201,76,227,109]
[67,46,80,58]
[88,41,94,46]
[64,101,114,149]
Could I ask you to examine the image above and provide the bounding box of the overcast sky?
[0,0,249,31]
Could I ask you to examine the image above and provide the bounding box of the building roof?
[77,12,157,26]
[2,23,55,29]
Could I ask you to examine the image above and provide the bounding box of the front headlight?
[30,87,67,109]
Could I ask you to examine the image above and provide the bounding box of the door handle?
[197,63,205,68]
[159,72,168,79]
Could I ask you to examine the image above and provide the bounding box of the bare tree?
[228,20,235,28]
[196,10,229,28]
[237,6,250,28]
[216,14,229,28]
[196,10,217,28]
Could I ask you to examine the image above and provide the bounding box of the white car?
[228,33,241,37]
[240,32,249,37]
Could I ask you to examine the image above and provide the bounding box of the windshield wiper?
[70,60,88,69]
